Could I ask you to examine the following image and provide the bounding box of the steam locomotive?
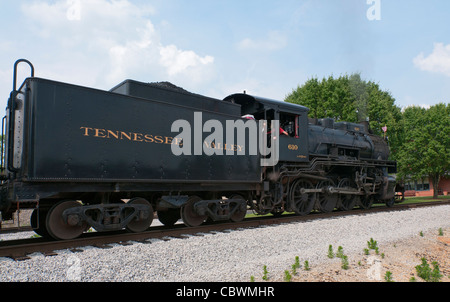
[0,59,397,240]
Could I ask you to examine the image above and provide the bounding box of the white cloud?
[159,45,214,76]
[238,30,287,52]
[413,43,450,76]
[20,0,214,88]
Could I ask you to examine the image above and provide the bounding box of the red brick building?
[404,175,450,197]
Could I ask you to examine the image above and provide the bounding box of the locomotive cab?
[223,93,309,163]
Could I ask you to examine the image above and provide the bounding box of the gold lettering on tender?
[107,130,119,139]
[165,136,173,145]
[95,128,107,138]
[120,132,132,141]
[80,127,93,136]
[133,133,144,142]
[81,126,234,152]
[172,137,181,145]
[204,141,244,153]
[144,134,154,143]
[176,138,184,147]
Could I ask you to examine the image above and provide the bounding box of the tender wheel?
[30,208,51,238]
[229,194,247,222]
[125,198,154,233]
[289,179,316,216]
[157,208,181,226]
[46,200,88,240]
[181,196,207,227]
[316,179,338,213]
[337,178,358,211]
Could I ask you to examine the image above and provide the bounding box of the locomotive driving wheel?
[181,196,207,227]
[46,200,88,240]
[337,178,358,211]
[289,179,316,216]
[316,179,338,213]
[359,194,374,210]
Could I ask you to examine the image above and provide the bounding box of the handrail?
[13,59,34,91]
[7,59,35,173]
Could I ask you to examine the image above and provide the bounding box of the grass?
[245,195,449,218]
[401,195,450,204]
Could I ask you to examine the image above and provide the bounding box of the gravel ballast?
[0,205,449,282]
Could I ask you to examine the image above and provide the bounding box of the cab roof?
[223,93,309,115]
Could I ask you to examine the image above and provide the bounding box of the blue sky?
[1,0,449,113]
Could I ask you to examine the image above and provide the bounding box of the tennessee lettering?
[80,126,181,146]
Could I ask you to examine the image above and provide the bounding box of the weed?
[384,271,394,282]
[250,275,255,282]
[291,256,300,275]
[262,265,269,281]
[284,270,292,282]
[341,255,349,270]
[294,256,300,269]
[415,258,431,281]
[336,246,344,259]
[367,238,378,250]
[291,264,297,275]
[438,228,443,236]
[431,261,443,282]
[415,258,443,282]
[304,260,310,271]
[327,245,334,258]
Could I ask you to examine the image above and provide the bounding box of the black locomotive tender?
[0,60,397,240]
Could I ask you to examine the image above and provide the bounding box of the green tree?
[286,75,357,122]
[285,73,402,159]
[397,104,449,199]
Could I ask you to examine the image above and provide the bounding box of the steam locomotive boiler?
[0,60,397,240]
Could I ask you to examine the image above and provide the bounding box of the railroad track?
[1,200,449,260]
